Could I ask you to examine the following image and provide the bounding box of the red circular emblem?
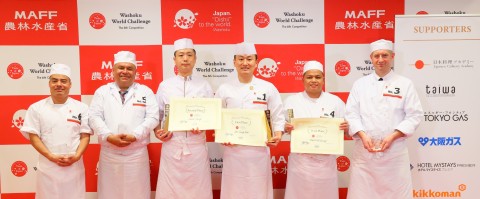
[254,12,270,28]
[416,11,429,15]
[415,60,424,69]
[7,63,24,79]
[89,13,106,29]
[335,60,351,76]
[336,156,350,172]
[11,161,28,177]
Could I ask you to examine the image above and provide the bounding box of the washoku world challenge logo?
[7,62,25,79]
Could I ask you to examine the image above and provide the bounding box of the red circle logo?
[11,161,28,177]
[415,60,424,69]
[89,13,106,29]
[417,11,429,15]
[7,63,24,79]
[254,12,270,28]
[336,156,350,172]
[335,60,351,76]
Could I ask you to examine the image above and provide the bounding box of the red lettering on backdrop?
[324,0,405,43]
[0,0,79,45]
[79,46,163,95]
[161,0,243,44]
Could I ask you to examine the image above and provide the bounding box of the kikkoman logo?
[413,184,466,198]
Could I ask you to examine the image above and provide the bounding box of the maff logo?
[174,9,197,29]
[255,58,280,78]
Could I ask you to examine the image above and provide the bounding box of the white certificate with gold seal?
[167,97,222,131]
[215,109,271,146]
[290,118,344,155]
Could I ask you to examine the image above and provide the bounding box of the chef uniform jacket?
[283,91,345,199]
[155,75,213,199]
[215,77,285,199]
[20,97,92,199]
[345,71,422,199]
[89,82,159,199]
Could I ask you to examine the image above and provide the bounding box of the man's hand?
[191,128,202,135]
[284,123,294,134]
[267,132,282,147]
[357,131,375,152]
[107,134,131,147]
[154,129,173,142]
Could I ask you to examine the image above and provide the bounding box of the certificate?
[215,109,270,146]
[290,118,344,155]
[167,97,222,131]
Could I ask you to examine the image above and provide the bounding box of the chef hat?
[50,63,71,78]
[370,39,393,53]
[234,42,257,55]
[303,61,323,74]
[114,51,137,67]
[174,38,195,51]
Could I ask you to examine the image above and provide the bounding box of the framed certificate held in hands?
[290,118,344,155]
[166,97,222,131]
[215,109,271,147]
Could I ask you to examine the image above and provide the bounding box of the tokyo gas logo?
[11,161,28,177]
[89,13,106,29]
[11,109,27,129]
[254,12,270,28]
[174,9,197,29]
[7,63,24,79]
[256,58,280,78]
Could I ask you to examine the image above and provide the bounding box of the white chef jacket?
[89,82,159,199]
[345,71,423,199]
[283,91,345,199]
[155,75,213,199]
[20,97,92,199]
[215,77,285,199]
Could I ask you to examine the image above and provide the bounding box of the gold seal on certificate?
[166,97,222,131]
[215,109,271,146]
[290,118,344,155]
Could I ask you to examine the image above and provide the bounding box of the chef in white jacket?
[345,39,423,199]
[89,51,159,199]
[283,61,348,199]
[215,42,285,199]
[154,38,213,199]
[20,63,92,199]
